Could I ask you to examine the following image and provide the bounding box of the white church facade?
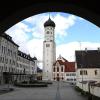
[43,17,56,81]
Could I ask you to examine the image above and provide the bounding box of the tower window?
[46,31,49,34]
[46,44,50,47]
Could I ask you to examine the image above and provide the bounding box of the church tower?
[43,17,56,80]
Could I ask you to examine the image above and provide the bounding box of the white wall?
[65,72,76,83]
[77,82,100,98]
[91,86,100,97]
[76,68,100,83]
[0,36,19,84]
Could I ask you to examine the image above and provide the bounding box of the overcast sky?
[6,12,100,69]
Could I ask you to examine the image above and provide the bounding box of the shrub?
[14,83,48,87]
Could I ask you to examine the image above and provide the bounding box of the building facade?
[0,33,38,84]
[37,67,42,80]
[53,55,76,83]
[0,33,19,84]
[17,51,38,82]
[43,18,56,80]
[75,50,100,88]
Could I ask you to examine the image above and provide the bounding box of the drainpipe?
[88,82,92,100]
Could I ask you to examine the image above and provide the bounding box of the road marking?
[55,82,61,100]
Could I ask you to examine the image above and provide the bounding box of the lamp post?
[85,48,92,99]
[79,41,84,94]
[88,82,91,100]
[47,70,48,81]
[0,67,3,86]
[81,61,83,94]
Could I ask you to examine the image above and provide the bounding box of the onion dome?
[44,18,55,27]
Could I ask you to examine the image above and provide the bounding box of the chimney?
[85,48,87,52]
[98,47,100,52]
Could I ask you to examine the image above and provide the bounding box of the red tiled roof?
[64,62,75,72]
[53,58,75,72]
[53,60,64,66]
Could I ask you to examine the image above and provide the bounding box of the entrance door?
[57,73,60,81]
[57,77,60,81]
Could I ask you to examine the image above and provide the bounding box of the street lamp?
[47,70,48,80]
[79,41,84,94]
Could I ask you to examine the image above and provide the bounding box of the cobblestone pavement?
[0,82,88,100]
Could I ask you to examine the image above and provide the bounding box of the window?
[2,57,4,63]
[84,70,88,75]
[46,44,50,47]
[2,46,3,53]
[57,67,59,72]
[80,70,83,75]
[85,70,88,75]
[95,70,97,75]
[53,67,55,72]
[61,67,63,72]
[80,70,87,75]
[67,79,69,81]
[46,31,49,34]
[0,57,2,63]
[4,47,5,54]
[66,74,69,76]
[57,73,59,76]
[10,59,11,64]
[72,73,76,76]
[70,79,73,81]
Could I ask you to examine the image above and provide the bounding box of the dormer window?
[46,44,50,47]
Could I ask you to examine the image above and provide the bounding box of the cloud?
[54,14,77,37]
[26,39,43,61]
[6,22,30,44]
[6,22,31,54]
[56,42,100,62]
[24,13,77,39]
[24,14,48,39]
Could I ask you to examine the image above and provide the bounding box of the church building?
[53,55,76,83]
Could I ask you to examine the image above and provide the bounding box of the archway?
[0,0,100,33]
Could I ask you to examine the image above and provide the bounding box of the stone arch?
[0,1,100,33]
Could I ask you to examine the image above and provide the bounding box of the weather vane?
[49,12,50,19]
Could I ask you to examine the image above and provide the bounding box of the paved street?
[0,82,88,100]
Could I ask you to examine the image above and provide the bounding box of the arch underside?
[0,1,100,33]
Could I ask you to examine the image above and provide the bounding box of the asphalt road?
[0,82,88,100]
